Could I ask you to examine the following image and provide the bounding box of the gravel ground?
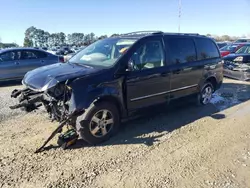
[0,83,25,122]
[0,78,250,188]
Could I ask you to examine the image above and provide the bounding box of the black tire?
[197,82,214,105]
[76,102,120,145]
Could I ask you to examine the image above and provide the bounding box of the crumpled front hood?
[23,63,100,91]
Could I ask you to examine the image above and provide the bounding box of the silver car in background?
[0,48,64,81]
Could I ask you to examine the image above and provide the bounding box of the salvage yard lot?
[1,78,250,188]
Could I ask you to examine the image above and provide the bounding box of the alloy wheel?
[89,109,114,138]
[202,86,213,104]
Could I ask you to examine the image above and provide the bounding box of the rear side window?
[21,51,38,60]
[195,38,220,60]
[165,37,196,64]
[0,51,15,62]
[34,50,48,58]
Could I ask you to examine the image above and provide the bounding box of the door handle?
[40,60,45,64]
[161,72,169,77]
[173,69,182,74]
[14,62,19,65]
[204,65,216,70]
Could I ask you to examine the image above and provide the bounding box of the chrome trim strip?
[130,84,198,102]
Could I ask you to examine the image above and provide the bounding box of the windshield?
[235,45,250,54]
[68,38,136,67]
[220,44,239,52]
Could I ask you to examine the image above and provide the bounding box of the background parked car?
[64,52,76,62]
[41,47,48,51]
[64,46,86,61]
[223,44,250,80]
[56,46,74,55]
[219,43,245,57]
[47,48,57,55]
[234,38,250,43]
[216,42,229,49]
[0,48,64,81]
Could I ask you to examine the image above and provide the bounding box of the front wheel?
[76,102,120,145]
[197,82,214,105]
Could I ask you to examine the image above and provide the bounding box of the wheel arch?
[93,95,126,118]
[205,76,218,91]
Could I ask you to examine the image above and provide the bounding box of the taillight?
[221,51,230,57]
[59,56,65,63]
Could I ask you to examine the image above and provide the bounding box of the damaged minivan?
[10,31,223,148]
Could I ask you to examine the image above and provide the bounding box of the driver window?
[129,40,164,71]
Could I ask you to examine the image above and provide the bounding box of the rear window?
[165,37,196,64]
[0,51,15,62]
[195,38,220,60]
[22,51,37,59]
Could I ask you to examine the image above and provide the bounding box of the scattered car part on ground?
[34,117,72,153]
[10,31,223,151]
[57,129,79,150]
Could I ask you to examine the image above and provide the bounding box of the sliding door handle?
[173,69,182,74]
[161,72,170,77]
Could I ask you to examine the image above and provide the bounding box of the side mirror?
[126,60,134,72]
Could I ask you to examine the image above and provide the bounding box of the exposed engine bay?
[10,81,72,122]
[10,81,79,153]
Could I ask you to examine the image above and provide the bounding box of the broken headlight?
[47,83,71,100]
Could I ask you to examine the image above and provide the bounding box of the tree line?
[206,34,250,42]
[23,26,119,47]
[1,26,249,48]
[0,43,18,48]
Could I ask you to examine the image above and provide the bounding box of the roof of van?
[116,31,206,39]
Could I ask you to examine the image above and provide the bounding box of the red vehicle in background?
[220,43,245,57]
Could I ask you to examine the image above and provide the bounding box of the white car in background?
[47,48,57,55]
[64,46,86,61]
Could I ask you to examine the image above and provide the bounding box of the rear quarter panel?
[46,54,59,65]
[199,58,223,90]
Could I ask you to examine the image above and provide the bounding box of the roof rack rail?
[163,32,200,36]
[121,31,163,36]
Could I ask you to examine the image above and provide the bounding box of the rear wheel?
[197,82,214,105]
[76,102,120,145]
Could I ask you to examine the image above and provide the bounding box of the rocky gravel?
[0,83,25,122]
[0,78,250,188]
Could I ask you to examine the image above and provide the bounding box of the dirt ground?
[0,78,250,188]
